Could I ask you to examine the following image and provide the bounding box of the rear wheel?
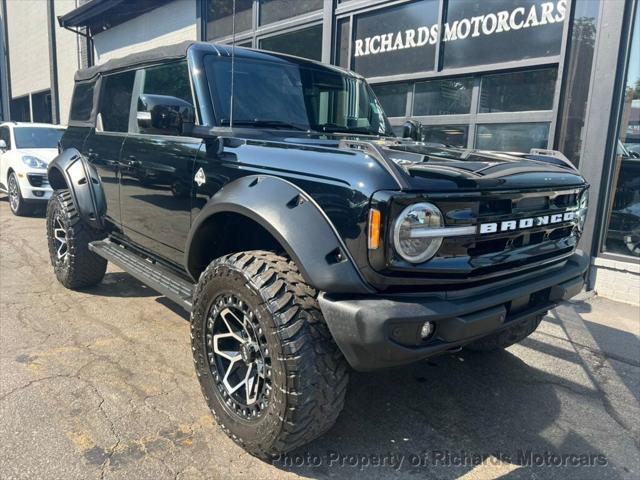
[46,189,107,289]
[466,313,545,352]
[191,251,348,459]
[7,172,31,216]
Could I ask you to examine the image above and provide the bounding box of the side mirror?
[402,120,422,141]
[0,139,7,151]
[137,94,195,136]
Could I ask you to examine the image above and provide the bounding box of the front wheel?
[191,251,349,459]
[7,172,31,216]
[46,189,107,289]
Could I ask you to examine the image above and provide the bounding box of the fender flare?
[47,148,106,229]
[186,175,373,294]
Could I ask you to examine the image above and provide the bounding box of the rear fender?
[47,148,105,229]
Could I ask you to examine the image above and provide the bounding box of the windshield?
[205,55,394,136]
[14,127,64,149]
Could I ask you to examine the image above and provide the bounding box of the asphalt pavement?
[0,198,638,479]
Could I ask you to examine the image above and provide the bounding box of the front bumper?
[318,251,589,371]
[18,172,52,201]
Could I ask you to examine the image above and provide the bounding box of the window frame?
[257,22,324,61]
[595,0,640,263]
[128,60,198,137]
[96,70,137,135]
[92,60,199,138]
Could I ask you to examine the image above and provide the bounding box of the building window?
[479,69,557,113]
[371,84,408,118]
[555,0,600,167]
[259,24,323,61]
[603,5,640,258]
[207,0,253,40]
[31,90,52,123]
[414,78,473,116]
[259,0,323,26]
[335,17,350,68]
[376,66,555,150]
[420,125,469,147]
[475,123,550,152]
[10,96,30,122]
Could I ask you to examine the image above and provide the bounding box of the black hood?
[226,129,586,192]
[375,141,584,191]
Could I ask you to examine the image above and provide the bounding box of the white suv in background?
[0,122,65,216]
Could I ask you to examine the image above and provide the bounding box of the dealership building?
[0,0,638,304]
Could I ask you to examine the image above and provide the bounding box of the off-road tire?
[466,313,545,352]
[191,250,349,459]
[7,172,32,216]
[46,189,107,289]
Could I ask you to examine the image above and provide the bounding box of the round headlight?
[393,202,444,263]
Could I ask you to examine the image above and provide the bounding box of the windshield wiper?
[317,124,389,137]
[221,119,309,131]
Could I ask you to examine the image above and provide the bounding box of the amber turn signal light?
[368,208,381,250]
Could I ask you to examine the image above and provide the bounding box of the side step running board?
[89,239,194,311]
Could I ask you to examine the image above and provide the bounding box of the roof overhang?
[58,0,173,34]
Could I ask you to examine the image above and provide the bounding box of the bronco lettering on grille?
[479,211,576,234]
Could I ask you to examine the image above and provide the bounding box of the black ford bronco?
[46,42,589,458]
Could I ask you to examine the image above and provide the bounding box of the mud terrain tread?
[46,189,107,289]
[191,250,348,458]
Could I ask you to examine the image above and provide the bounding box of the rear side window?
[99,71,136,132]
[69,82,96,122]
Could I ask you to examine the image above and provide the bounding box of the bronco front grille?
[384,187,585,282]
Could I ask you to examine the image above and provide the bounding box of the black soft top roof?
[75,41,195,82]
[75,41,360,82]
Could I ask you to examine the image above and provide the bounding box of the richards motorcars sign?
[352,0,567,77]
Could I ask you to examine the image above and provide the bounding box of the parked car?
[0,122,65,215]
[46,42,589,459]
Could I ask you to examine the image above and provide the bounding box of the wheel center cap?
[240,343,256,365]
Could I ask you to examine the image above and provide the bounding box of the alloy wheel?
[206,293,272,420]
[8,174,19,212]
[52,216,68,262]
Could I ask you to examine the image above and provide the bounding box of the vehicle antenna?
[229,0,236,130]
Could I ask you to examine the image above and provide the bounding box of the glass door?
[602,4,640,258]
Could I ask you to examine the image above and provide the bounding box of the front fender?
[47,148,105,229]
[186,175,373,294]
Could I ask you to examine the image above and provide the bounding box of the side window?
[136,61,195,136]
[0,127,11,149]
[99,70,136,133]
[69,81,96,122]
